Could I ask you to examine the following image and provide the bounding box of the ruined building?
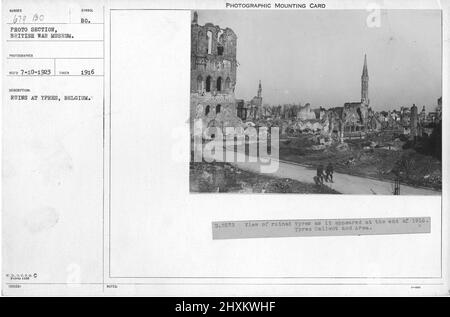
[235,80,263,121]
[419,106,427,123]
[247,81,263,120]
[190,11,242,131]
[297,103,316,121]
[410,104,419,139]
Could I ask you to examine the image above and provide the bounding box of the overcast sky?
[197,10,441,111]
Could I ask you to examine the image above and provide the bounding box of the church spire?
[257,80,262,98]
[361,54,369,104]
[362,54,368,77]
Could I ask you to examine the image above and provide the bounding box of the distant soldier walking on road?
[316,164,325,185]
[325,162,334,183]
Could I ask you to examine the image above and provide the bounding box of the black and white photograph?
[190,10,442,195]
[1,0,449,298]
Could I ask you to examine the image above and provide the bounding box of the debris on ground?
[190,161,340,194]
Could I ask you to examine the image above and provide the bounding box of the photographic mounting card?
[1,0,449,296]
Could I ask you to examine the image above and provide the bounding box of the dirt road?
[204,144,440,195]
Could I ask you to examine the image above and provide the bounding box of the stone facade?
[190,12,242,131]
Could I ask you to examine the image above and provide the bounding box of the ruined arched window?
[205,105,210,116]
[357,108,363,123]
[225,77,231,90]
[216,76,222,92]
[217,29,224,56]
[196,75,203,93]
[206,31,212,54]
[206,75,211,92]
[216,104,221,114]
[217,45,224,56]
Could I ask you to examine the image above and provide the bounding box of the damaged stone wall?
[342,102,369,130]
[191,93,243,129]
[190,12,242,131]
[191,17,237,94]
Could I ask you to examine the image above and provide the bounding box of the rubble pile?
[189,162,340,194]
